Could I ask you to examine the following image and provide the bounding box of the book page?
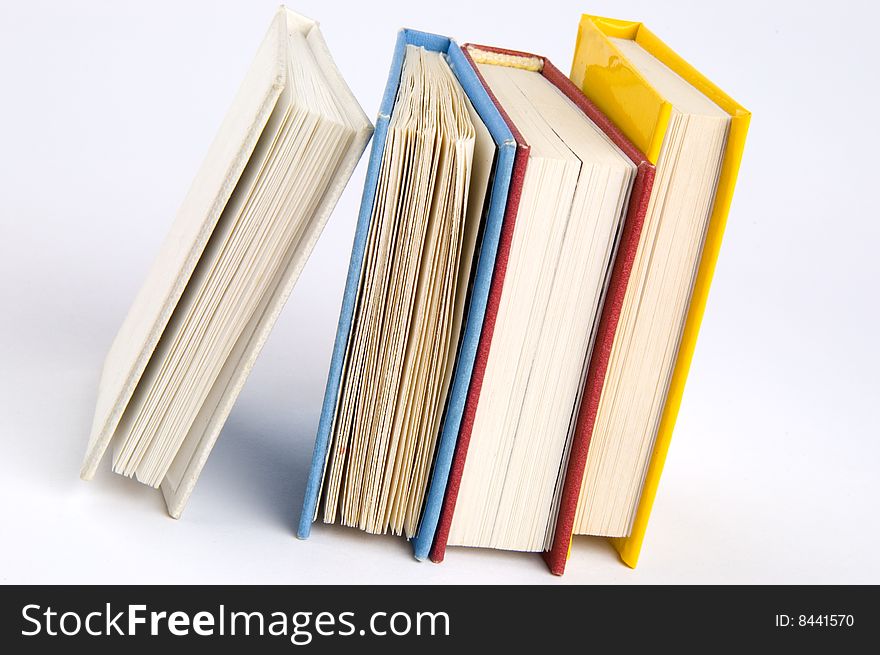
[321,46,490,538]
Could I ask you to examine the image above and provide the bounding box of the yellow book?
[567,15,750,568]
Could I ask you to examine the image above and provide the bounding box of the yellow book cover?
[568,15,750,568]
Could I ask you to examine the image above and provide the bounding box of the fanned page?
[317,45,493,538]
[445,60,636,552]
[573,38,730,537]
[82,9,371,514]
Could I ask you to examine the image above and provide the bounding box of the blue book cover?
[297,29,515,560]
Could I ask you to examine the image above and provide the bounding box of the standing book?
[80,7,372,518]
[547,15,751,572]
[297,29,517,556]
[428,45,653,569]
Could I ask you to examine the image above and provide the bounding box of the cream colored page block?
[485,68,634,549]
[449,64,582,550]
[448,63,635,551]
[448,157,580,549]
[574,37,730,536]
[145,108,348,485]
[321,46,480,537]
[411,95,494,523]
[111,84,295,481]
[385,55,478,534]
[324,47,436,526]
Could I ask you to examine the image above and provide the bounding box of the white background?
[1,0,877,584]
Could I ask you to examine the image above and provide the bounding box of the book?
[80,7,372,518]
[547,15,751,572]
[429,45,651,566]
[297,30,516,556]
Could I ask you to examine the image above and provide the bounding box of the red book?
[430,45,655,574]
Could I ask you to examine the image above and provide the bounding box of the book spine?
[543,161,654,575]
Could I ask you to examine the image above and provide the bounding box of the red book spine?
[538,54,656,575]
[543,161,654,575]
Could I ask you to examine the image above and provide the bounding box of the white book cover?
[81,6,372,518]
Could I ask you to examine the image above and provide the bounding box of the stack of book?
[83,7,749,574]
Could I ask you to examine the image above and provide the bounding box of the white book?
[80,7,372,518]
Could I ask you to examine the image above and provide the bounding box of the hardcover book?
[297,30,517,559]
[550,15,751,571]
[429,45,652,571]
[81,7,372,518]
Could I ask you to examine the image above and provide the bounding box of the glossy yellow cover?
[570,15,751,568]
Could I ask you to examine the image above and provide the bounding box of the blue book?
[297,29,515,560]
